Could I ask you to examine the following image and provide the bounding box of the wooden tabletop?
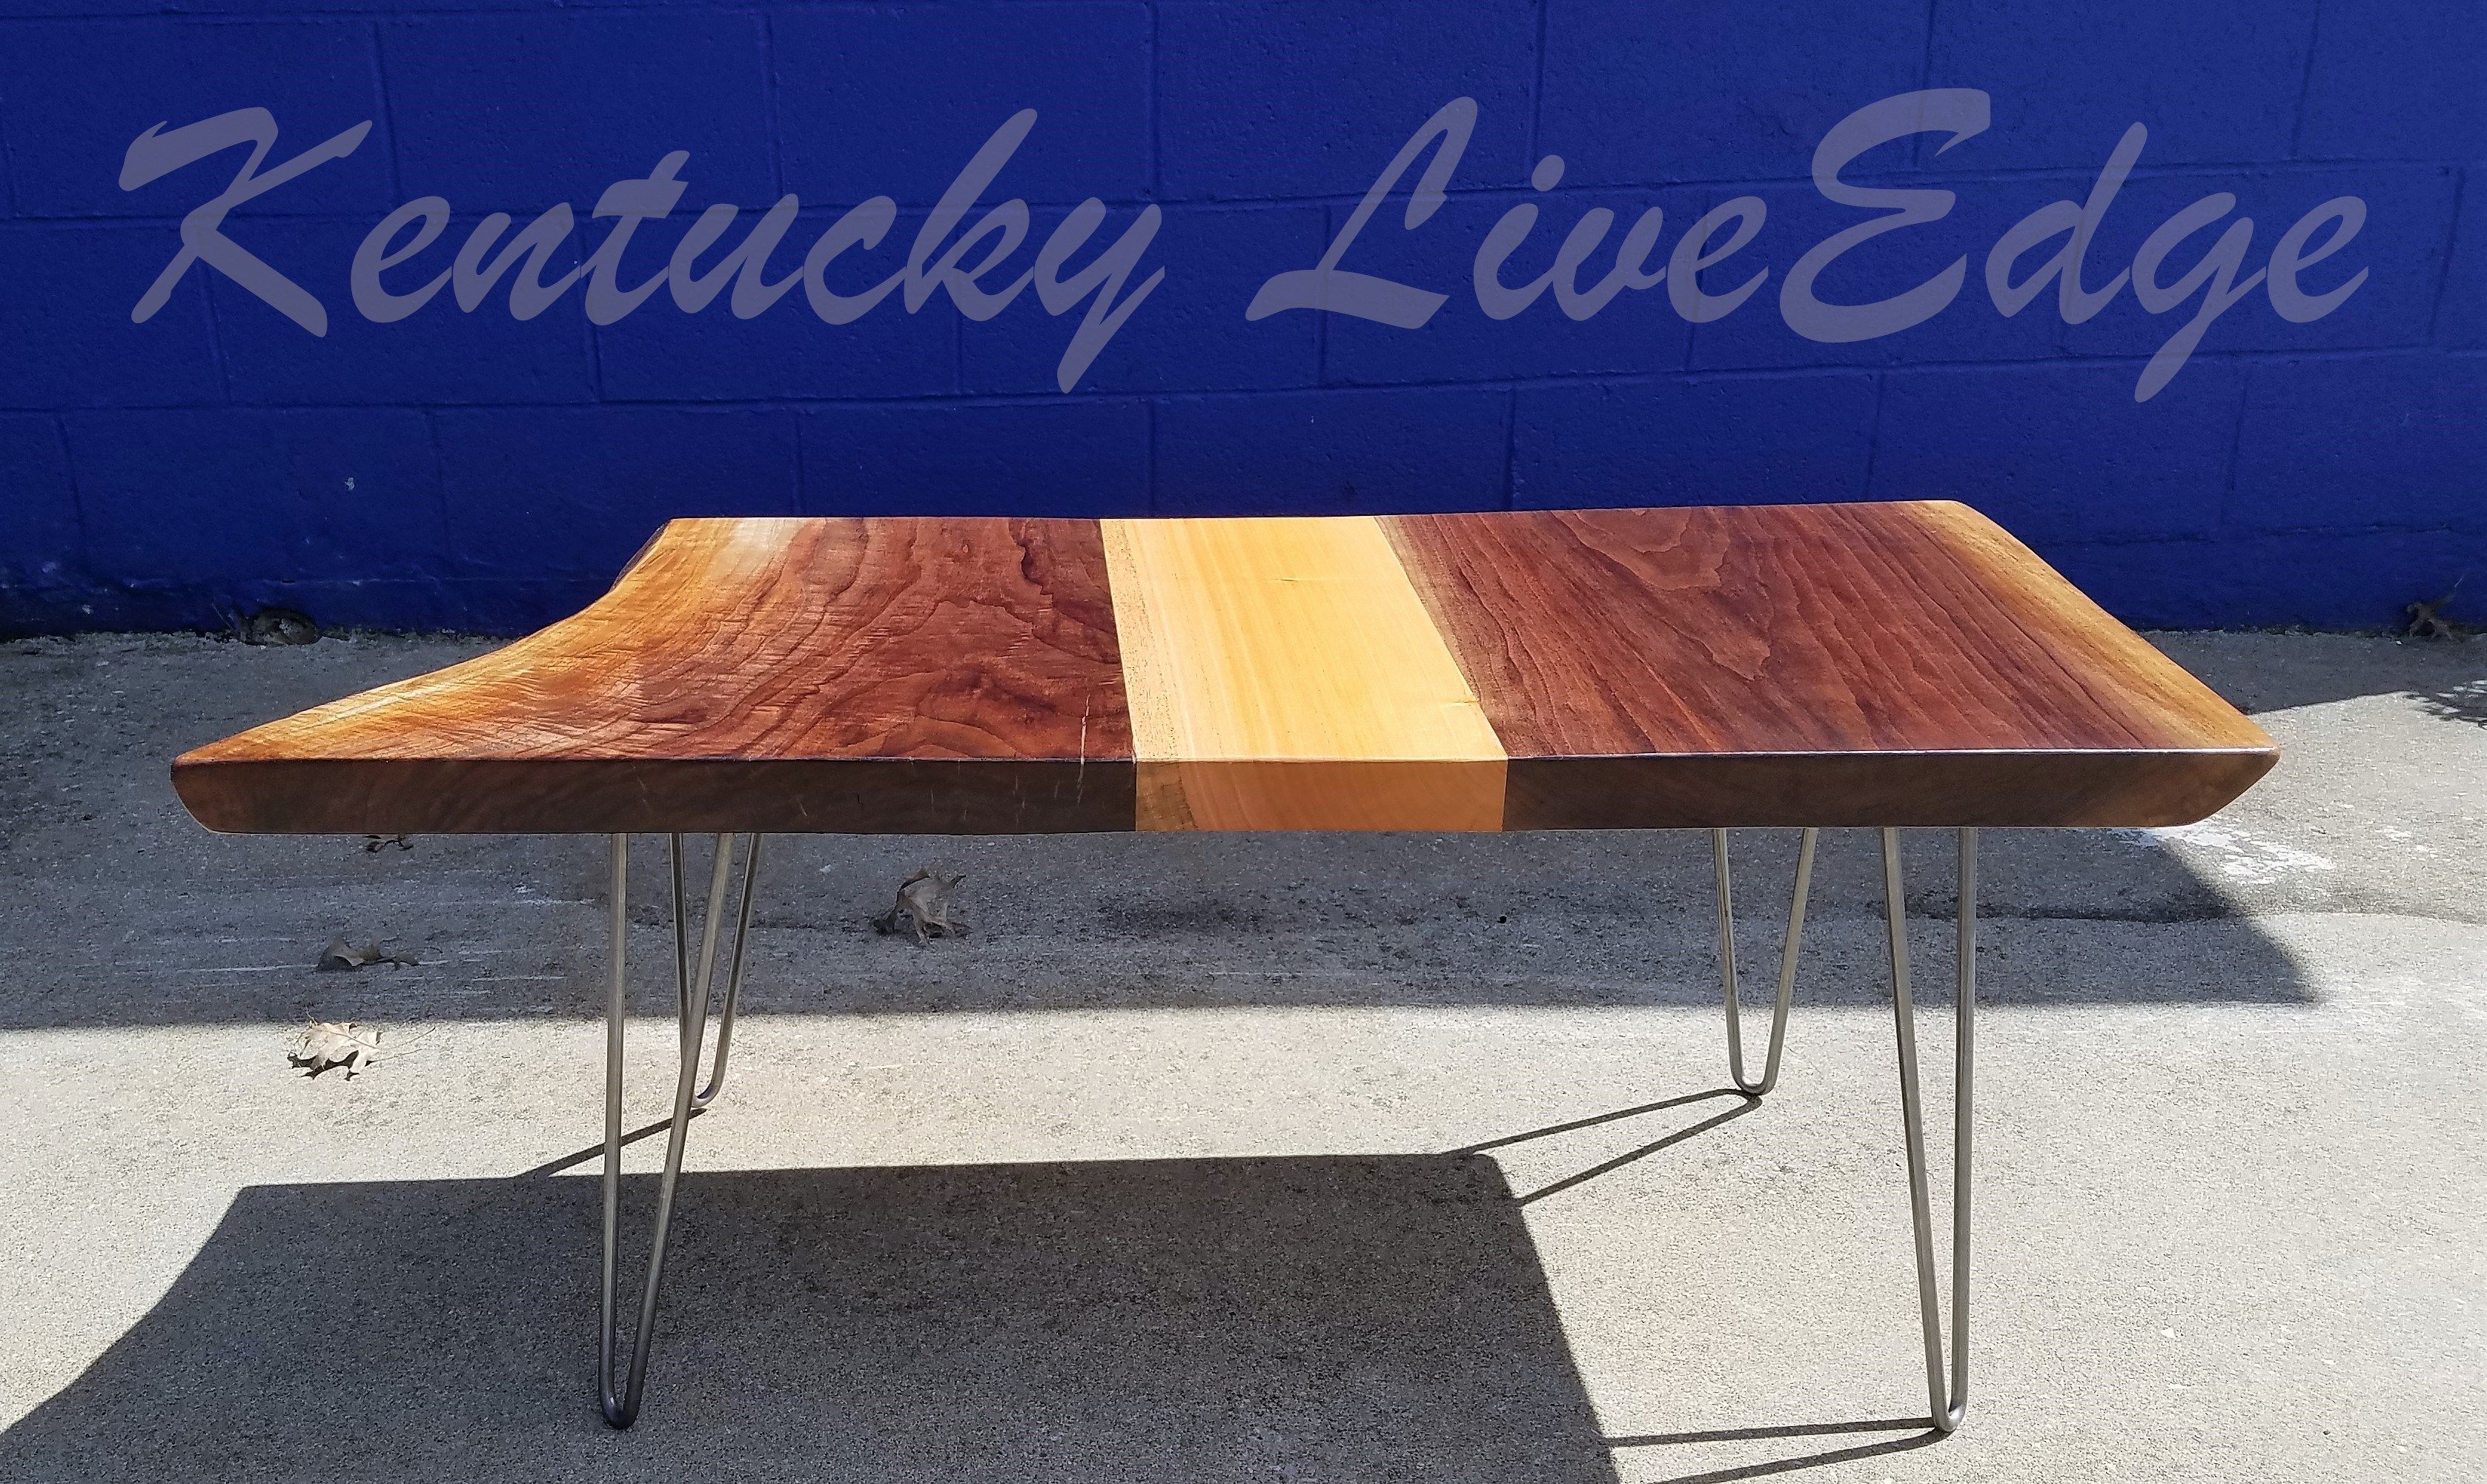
[173,503,2275,835]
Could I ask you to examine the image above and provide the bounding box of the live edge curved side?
[172,504,2278,836]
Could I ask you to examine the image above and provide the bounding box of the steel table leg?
[1881,826,1976,1432]
[581,826,1971,1435]
[1714,827,1818,1096]
[597,831,765,1429]
[691,835,764,1110]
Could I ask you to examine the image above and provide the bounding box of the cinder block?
[36,574,489,637]
[436,407,801,580]
[1322,187,1699,385]
[0,17,393,218]
[0,577,195,635]
[960,202,1325,395]
[2035,539,2236,627]
[1152,387,1509,514]
[2437,170,2486,350]
[2045,528,2484,629]
[383,10,774,212]
[64,408,446,586]
[226,577,480,635]
[2058,165,2457,362]
[1511,372,1878,509]
[416,577,610,637]
[0,223,223,408]
[1928,0,2315,171]
[1870,360,2245,544]
[774,1,1152,208]
[1672,177,2074,374]
[213,213,598,406]
[1540,0,1927,188]
[798,399,1149,516]
[0,0,248,14]
[0,414,77,589]
[2230,352,2487,533]
[1157,0,1538,201]
[595,207,956,402]
[2298,0,2486,162]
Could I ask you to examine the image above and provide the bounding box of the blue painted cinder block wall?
[0,0,2479,635]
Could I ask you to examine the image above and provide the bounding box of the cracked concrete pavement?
[0,630,2480,1483]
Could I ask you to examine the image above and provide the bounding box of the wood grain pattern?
[174,517,1136,833]
[1102,516,1505,830]
[1381,502,2276,827]
[173,503,2276,835]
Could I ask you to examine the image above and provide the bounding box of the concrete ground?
[0,629,2479,1484]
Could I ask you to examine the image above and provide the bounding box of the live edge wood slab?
[173,503,2276,837]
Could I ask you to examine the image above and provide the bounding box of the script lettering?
[121,107,371,336]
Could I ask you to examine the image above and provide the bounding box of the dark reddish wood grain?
[1382,503,2275,827]
[175,517,1136,833]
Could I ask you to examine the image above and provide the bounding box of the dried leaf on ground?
[871,868,968,945]
[316,938,420,971]
[287,1021,382,1078]
[237,607,320,646]
[2405,578,2468,640]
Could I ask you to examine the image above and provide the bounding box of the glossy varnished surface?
[1382,503,2276,827]
[176,517,1137,833]
[174,503,2276,834]
[1104,516,1505,831]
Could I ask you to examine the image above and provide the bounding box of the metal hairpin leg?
[1713,827,1818,1096]
[599,831,766,1429]
[1882,826,1976,1432]
[692,835,764,1110]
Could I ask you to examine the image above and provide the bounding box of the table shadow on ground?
[0,1155,1632,1484]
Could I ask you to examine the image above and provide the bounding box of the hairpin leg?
[597,831,766,1429]
[1715,827,1818,1096]
[692,835,764,1111]
[1881,826,1975,1432]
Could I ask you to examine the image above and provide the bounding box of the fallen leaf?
[239,607,320,646]
[2404,577,2468,640]
[871,867,969,945]
[288,1021,381,1078]
[317,938,420,971]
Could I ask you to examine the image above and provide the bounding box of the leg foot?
[1716,827,1817,1096]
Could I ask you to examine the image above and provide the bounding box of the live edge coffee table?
[173,502,2275,1432]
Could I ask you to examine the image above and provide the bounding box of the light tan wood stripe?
[1101,515,1506,831]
